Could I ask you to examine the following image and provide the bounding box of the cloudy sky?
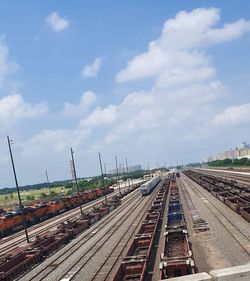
[0,1,250,187]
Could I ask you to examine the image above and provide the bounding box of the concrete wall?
[161,263,250,281]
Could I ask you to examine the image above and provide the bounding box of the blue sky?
[0,1,250,187]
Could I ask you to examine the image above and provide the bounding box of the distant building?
[208,142,250,161]
[109,164,142,175]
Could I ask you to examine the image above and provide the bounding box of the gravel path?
[180,173,250,272]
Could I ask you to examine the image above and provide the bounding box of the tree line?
[208,158,250,167]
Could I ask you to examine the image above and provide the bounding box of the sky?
[0,1,250,187]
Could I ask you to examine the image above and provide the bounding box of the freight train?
[159,175,196,278]
[0,187,114,237]
[183,170,250,223]
[0,194,122,281]
[139,176,161,195]
[113,177,169,281]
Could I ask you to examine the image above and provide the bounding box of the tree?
[50,191,58,197]
[40,193,47,198]
[26,195,35,201]
[223,158,232,166]
[233,158,240,166]
[238,157,248,166]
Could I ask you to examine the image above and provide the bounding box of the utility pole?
[115,155,121,195]
[7,136,30,243]
[98,152,107,203]
[45,169,51,194]
[157,157,160,169]
[70,148,83,216]
[122,162,127,190]
[125,157,131,190]
[104,162,107,177]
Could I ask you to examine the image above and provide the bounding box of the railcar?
[0,186,114,238]
[184,170,250,222]
[139,176,161,195]
[113,176,170,281]
[32,204,47,222]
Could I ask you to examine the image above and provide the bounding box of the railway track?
[20,183,160,281]
[89,183,164,281]
[181,174,250,256]
[196,169,250,186]
[0,187,134,257]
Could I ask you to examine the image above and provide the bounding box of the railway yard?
[0,169,250,280]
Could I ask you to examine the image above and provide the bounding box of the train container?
[144,212,160,222]
[4,213,23,233]
[159,229,195,279]
[240,207,250,222]
[168,202,181,212]
[95,188,104,197]
[98,206,109,218]
[29,231,70,257]
[224,196,238,212]
[85,190,96,201]
[106,186,114,194]
[216,191,230,203]
[113,258,147,281]
[0,187,114,238]
[125,234,154,259]
[137,220,158,236]
[211,187,222,197]
[87,211,100,225]
[111,195,122,207]
[0,217,8,236]
[68,195,79,207]
[0,249,41,281]
[225,196,249,213]
[61,197,72,210]
[46,201,65,216]
[113,220,159,281]
[16,207,36,225]
[166,212,186,233]
[184,170,250,223]
[151,202,162,213]
[154,198,163,205]
[113,177,169,281]
[31,204,47,222]
[71,219,89,236]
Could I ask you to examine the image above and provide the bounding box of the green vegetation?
[208,157,250,167]
[26,195,35,201]
[0,186,64,208]
[0,170,148,208]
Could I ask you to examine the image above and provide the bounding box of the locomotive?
[0,186,113,237]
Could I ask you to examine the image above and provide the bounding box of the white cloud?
[94,7,250,147]
[0,94,48,132]
[81,57,102,78]
[45,12,69,32]
[3,7,249,186]
[212,103,250,127]
[0,37,19,88]
[63,91,97,117]
[21,128,91,157]
[80,105,117,128]
[116,7,250,83]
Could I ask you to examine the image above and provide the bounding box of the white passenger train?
[139,176,161,196]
